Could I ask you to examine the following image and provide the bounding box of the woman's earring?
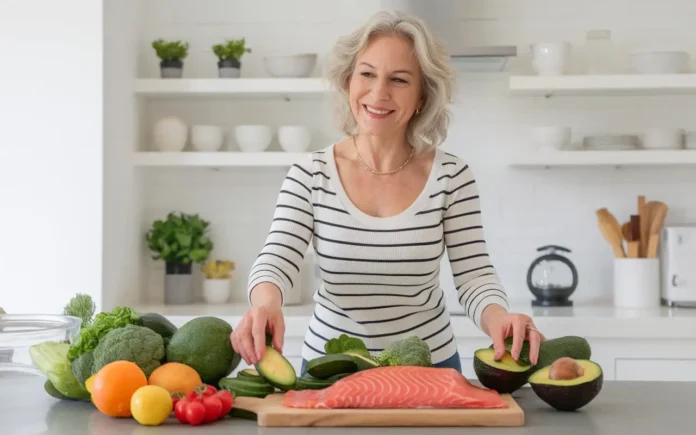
[415,107,420,115]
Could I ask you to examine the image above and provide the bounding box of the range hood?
[379,0,517,72]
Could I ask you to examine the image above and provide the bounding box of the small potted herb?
[145,212,213,304]
[212,38,251,78]
[152,39,189,78]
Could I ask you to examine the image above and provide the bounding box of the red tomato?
[203,384,217,397]
[202,395,223,423]
[174,400,188,424]
[185,390,200,402]
[215,390,234,416]
[185,401,205,426]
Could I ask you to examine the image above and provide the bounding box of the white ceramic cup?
[642,128,684,149]
[153,116,188,152]
[531,126,571,151]
[278,125,312,152]
[531,42,572,76]
[191,125,224,152]
[613,258,660,309]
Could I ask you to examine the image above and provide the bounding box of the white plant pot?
[202,279,231,304]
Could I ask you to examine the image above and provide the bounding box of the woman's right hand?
[231,284,285,365]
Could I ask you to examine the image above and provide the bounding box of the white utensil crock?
[613,258,660,309]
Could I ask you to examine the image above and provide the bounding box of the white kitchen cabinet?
[615,358,696,381]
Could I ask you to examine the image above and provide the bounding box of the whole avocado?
[165,316,241,385]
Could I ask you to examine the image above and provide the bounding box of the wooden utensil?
[233,393,525,427]
[596,208,625,258]
[646,202,669,257]
[621,222,631,242]
[626,214,641,257]
[638,195,648,257]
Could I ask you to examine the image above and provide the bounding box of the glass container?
[0,314,82,375]
[583,29,618,74]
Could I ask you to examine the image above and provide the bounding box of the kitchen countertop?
[134,300,696,339]
[4,372,695,435]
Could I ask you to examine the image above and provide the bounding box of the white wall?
[0,1,103,314]
[134,0,696,306]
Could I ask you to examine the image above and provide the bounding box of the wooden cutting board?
[233,393,524,427]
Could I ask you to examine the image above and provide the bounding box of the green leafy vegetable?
[70,352,94,387]
[63,293,96,329]
[67,307,140,361]
[29,341,90,400]
[325,334,368,356]
[91,324,165,377]
[375,336,432,367]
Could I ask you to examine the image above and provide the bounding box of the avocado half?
[528,359,603,411]
[473,348,533,394]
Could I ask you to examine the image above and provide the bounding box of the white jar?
[153,116,188,152]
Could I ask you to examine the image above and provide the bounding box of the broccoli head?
[91,324,165,377]
[375,336,433,367]
[71,351,94,387]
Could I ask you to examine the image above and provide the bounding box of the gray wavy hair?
[325,9,456,154]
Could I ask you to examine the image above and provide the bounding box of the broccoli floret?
[71,351,94,387]
[91,324,165,377]
[375,336,432,367]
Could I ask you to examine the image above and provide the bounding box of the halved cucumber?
[219,378,275,398]
[237,368,271,385]
[305,354,357,379]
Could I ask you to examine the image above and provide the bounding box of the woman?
[231,10,544,374]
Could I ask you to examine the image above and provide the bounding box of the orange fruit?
[148,362,202,394]
[91,360,148,417]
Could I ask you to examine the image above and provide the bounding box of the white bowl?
[234,125,272,152]
[642,128,684,149]
[278,125,312,152]
[264,53,317,78]
[531,127,571,151]
[630,51,690,74]
[191,125,223,152]
[530,42,571,76]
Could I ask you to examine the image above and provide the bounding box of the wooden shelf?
[509,74,696,97]
[133,78,331,99]
[133,151,310,167]
[508,150,696,168]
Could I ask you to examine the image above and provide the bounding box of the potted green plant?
[152,39,189,78]
[145,212,213,304]
[212,38,251,78]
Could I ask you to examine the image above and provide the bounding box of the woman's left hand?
[480,304,545,365]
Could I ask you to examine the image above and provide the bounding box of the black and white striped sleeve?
[442,160,508,329]
[247,159,314,306]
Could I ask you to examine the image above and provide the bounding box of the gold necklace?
[352,136,414,175]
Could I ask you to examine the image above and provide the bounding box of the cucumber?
[219,378,275,398]
[305,354,357,379]
[255,346,297,391]
[238,368,261,379]
[44,380,70,400]
[296,375,335,390]
[344,351,380,371]
[229,408,258,421]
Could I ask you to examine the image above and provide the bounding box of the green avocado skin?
[535,336,592,369]
[472,354,531,394]
[530,372,603,411]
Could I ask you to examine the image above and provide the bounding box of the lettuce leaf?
[324,333,368,356]
[30,341,90,400]
[67,307,140,361]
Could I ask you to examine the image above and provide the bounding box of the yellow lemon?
[85,375,95,394]
[130,385,172,426]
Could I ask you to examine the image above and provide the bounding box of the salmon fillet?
[283,366,508,409]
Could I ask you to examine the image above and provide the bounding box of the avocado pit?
[549,357,584,381]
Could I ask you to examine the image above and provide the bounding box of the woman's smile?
[362,103,394,119]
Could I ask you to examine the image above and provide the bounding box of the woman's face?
[348,34,423,140]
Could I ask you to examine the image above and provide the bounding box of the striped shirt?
[247,143,509,364]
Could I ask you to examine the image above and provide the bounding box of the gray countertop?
[3,372,693,435]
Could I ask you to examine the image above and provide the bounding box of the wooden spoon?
[646,202,668,258]
[596,208,625,258]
